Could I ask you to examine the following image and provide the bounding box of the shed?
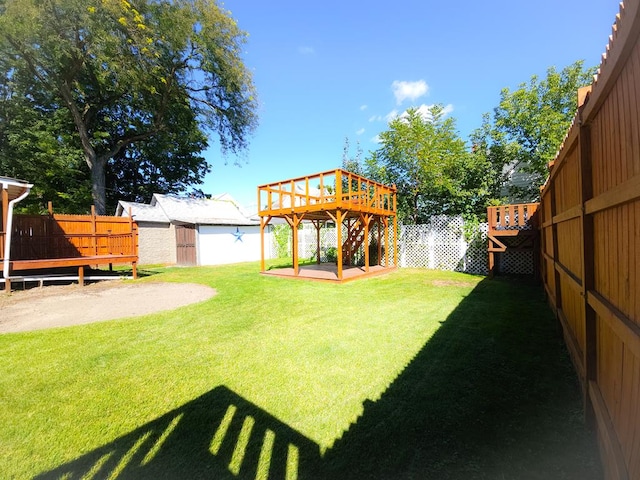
[116,193,262,266]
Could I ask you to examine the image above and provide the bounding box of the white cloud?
[385,109,399,122]
[298,46,315,55]
[360,105,368,111]
[368,115,382,122]
[392,80,429,105]
[356,128,365,135]
[371,134,382,144]
[410,103,454,121]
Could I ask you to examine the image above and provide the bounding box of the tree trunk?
[90,157,107,215]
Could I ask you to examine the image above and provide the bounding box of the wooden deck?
[258,169,398,281]
[258,169,396,221]
[261,263,395,283]
[487,203,540,277]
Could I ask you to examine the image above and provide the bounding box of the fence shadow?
[36,278,601,479]
[320,277,601,479]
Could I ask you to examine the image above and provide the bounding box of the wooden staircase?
[342,219,366,265]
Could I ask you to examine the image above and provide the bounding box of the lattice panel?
[268,216,533,276]
[498,250,534,275]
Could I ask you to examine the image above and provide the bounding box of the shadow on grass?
[35,385,322,480]
[36,277,602,479]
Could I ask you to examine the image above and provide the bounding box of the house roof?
[116,193,258,226]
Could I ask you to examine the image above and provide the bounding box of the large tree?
[0,0,257,214]
[366,105,494,224]
[473,60,596,201]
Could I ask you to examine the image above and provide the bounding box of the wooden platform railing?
[487,203,540,232]
[258,169,396,217]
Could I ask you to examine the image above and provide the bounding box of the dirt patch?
[0,281,216,334]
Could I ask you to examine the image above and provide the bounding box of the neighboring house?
[116,193,262,266]
[501,161,542,203]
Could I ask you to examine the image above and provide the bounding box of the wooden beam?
[552,205,583,225]
[554,260,583,294]
[588,290,640,360]
[584,173,640,215]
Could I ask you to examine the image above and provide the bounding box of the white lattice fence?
[398,217,488,274]
[268,216,533,276]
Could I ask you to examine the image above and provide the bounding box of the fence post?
[91,205,97,257]
[578,106,597,429]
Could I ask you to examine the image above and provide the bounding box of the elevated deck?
[258,169,396,221]
[487,203,540,277]
[258,169,397,282]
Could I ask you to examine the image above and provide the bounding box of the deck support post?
[285,214,303,276]
[259,216,272,272]
[361,213,372,272]
[336,210,343,281]
[312,220,322,264]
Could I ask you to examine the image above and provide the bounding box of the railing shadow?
[36,277,601,479]
[35,386,322,480]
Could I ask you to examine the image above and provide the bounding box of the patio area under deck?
[258,169,398,282]
[261,263,396,283]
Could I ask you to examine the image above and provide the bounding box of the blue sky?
[201,0,616,207]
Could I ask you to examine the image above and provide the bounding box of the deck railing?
[487,203,540,232]
[258,169,397,217]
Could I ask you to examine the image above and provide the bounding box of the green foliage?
[472,60,596,202]
[365,105,495,224]
[272,223,291,258]
[325,246,337,263]
[0,0,258,213]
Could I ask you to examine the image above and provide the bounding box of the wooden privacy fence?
[540,1,640,478]
[3,205,138,290]
[12,210,137,260]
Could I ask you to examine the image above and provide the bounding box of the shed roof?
[116,193,258,226]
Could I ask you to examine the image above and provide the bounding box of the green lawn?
[0,264,601,479]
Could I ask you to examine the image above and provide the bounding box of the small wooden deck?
[262,263,395,283]
[487,203,540,277]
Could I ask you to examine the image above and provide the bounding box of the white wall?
[197,225,263,265]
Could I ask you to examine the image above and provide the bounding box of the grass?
[0,263,601,479]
